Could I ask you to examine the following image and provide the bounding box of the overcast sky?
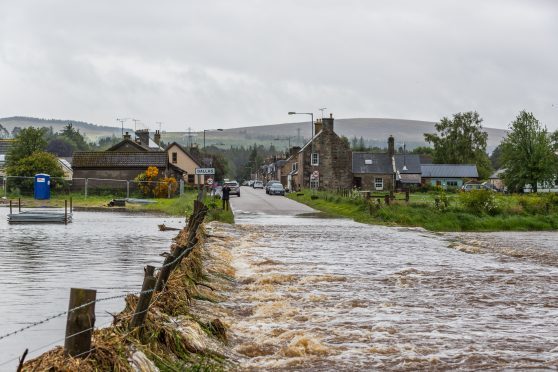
[1,0,557,132]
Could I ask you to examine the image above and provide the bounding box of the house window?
[292,162,298,172]
[365,159,375,165]
[171,152,177,163]
[374,177,383,190]
[187,174,195,184]
[447,180,458,187]
[310,179,319,189]
[311,153,319,166]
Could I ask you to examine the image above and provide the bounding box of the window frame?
[374,177,384,190]
[311,153,319,166]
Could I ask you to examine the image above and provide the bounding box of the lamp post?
[288,111,315,188]
[203,129,223,148]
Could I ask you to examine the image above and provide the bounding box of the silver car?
[224,181,240,196]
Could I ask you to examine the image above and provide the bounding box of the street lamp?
[203,128,223,148]
[288,111,314,150]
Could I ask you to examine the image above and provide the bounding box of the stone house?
[280,114,352,191]
[352,136,421,191]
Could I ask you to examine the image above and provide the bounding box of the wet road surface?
[214,189,558,370]
[229,186,315,216]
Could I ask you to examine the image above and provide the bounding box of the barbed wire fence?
[0,195,210,368]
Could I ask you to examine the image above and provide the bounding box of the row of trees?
[424,111,558,192]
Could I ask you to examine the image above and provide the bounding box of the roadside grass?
[2,191,234,223]
[288,190,558,232]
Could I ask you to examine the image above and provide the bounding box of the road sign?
[195,168,215,175]
[310,170,319,180]
[206,178,214,185]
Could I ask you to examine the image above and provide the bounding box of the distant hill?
[1,116,507,151]
[164,117,508,152]
[0,116,131,141]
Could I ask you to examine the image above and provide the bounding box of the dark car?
[224,181,240,197]
[265,180,281,194]
[268,183,285,196]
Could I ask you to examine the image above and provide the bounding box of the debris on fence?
[158,224,180,231]
[20,198,236,371]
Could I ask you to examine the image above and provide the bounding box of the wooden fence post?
[64,288,96,357]
[155,254,175,292]
[18,197,21,212]
[65,200,68,225]
[129,265,156,332]
[70,197,73,213]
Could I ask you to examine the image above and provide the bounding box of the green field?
[288,190,558,231]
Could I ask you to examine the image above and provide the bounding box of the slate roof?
[72,151,168,168]
[352,153,392,173]
[394,154,421,174]
[489,168,506,179]
[421,164,478,178]
[107,139,150,152]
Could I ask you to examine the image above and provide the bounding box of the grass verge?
[288,190,558,232]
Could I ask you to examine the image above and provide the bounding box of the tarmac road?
[228,186,315,216]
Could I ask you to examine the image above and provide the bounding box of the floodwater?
[0,207,184,369]
[211,212,558,370]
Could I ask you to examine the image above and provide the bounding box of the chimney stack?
[322,114,334,132]
[135,129,150,146]
[388,135,395,157]
[314,118,323,136]
[123,131,131,140]
[154,130,161,145]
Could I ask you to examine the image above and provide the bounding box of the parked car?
[253,180,264,189]
[265,180,281,194]
[268,183,285,196]
[224,181,240,197]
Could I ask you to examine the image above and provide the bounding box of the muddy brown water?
[211,212,558,370]
[0,208,185,369]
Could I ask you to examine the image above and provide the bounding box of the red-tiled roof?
[72,151,168,168]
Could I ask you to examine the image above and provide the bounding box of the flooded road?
[213,187,558,370]
[0,207,184,368]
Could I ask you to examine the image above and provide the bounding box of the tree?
[0,123,8,138]
[424,111,492,179]
[7,127,48,166]
[489,145,503,170]
[46,138,75,157]
[411,146,434,156]
[61,123,89,151]
[500,111,557,193]
[5,151,64,192]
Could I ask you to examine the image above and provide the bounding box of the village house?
[166,142,204,185]
[352,136,422,191]
[72,130,182,183]
[420,164,479,189]
[280,114,352,191]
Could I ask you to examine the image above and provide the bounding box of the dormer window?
[365,159,375,165]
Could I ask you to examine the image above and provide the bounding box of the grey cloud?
[0,0,557,131]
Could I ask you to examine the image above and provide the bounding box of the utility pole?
[319,108,327,119]
[132,119,141,131]
[156,122,163,131]
[116,118,128,137]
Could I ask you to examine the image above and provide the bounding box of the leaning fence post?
[130,265,156,332]
[155,254,176,292]
[64,288,96,357]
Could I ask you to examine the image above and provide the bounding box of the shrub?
[458,190,499,215]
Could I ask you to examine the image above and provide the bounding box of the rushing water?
[211,213,558,370]
[0,207,184,369]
